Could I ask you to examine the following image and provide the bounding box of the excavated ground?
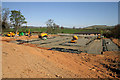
[1,35,120,78]
[6,35,119,54]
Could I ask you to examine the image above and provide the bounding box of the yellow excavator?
[71,35,78,43]
[39,33,48,40]
[7,32,15,37]
[97,34,101,39]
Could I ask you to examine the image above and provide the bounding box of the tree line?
[1,8,27,34]
[103,24,120,39]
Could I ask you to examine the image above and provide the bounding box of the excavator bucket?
[70,35,78,43]
[73,35,78,40]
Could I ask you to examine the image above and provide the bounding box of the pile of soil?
[2,35,38,42]
[2,34,58,42]
[112,39,120,46]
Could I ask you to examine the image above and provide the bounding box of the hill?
[84,25,114,29]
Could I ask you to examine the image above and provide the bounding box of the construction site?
[7,33,119,54]
[1,33,120,79]
[1,1,120,79]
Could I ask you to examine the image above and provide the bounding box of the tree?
[103,24,120,39]
[53,23,59,34]
[46,19,54,33]
[2,8,10,30]
[10,10,27,34]
[24,21,27,28]
[61,26,64,29]
[46,19,60,34]
[73,26,75,29]
[111,24,120,38]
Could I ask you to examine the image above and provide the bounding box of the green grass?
[29,27,47,32]
[60,28,99,34]
[3,27,99,34]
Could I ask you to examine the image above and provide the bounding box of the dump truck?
[39,33,48,40]
[71,35,78,43]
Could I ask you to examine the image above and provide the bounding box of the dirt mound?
[112,39,120,46]
[2,34,58,42]
[2,40,120,78]
[2,35,38,42]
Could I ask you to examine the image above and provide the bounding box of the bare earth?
[112,38,120,46]
[1,36,120,78]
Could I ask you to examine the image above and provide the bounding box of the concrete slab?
[11,36,119,54]
[29,36,71,45]
[85,40,103,54]
[37,37,71,48]
[104,39,119,51]
[61,38,91,47]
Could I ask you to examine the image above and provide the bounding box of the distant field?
[3,27,99,34]
[60,28,98,34]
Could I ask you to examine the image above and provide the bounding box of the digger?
[7,32,15,37]
[97,34,101,39]
[39,33,48,40]
[71,35,78,43]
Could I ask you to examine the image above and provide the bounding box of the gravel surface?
[104,39,119,51]
[3,36,119,54]
[61,37,92,47]
[85,39,103,54]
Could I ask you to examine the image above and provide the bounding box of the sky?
[2,0,120,2]
[2,2,118,28]
[118,2,120,24]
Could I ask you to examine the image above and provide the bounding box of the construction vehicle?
[7,32,15,37]
[71,35,78,43]
[97,34,101,39]
[39,33,48,40]
[19,32,24,36]
[28,29,31,36]
[17,32,19,35]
